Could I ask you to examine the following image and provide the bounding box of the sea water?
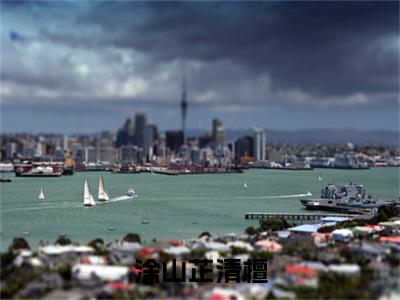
[1,168,398,250]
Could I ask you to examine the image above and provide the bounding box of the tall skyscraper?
[147,124,158,159]
[134,112,148,159]
[181,70,188,146]
[116,118,134,148]
[166,130,183,153]
[212,118,225,147]
[253,128,266,161]
[234,136,254,162]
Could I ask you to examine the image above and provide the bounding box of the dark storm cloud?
[1,1,398,133]
[69,1,398,99]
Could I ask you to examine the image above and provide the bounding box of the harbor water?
[1,168,398,250]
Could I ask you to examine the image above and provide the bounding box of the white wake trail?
[3,204,82,212]
[242,192,313,199]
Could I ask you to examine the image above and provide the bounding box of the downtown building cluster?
[2,125,400,173]
[0,116,267,172]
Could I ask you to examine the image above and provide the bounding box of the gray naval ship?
[300,182,399,212]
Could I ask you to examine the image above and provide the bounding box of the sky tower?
[181,68,188,146]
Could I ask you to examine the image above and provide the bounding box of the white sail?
[38,188,45,200]
[84,179,96,207]
[318,175,323,182]
[243,182,248,189]
[98,176,110,201]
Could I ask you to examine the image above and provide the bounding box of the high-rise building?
[181,71,188,146]
[84,146,97,163]
[97,147,116,162]
[63,135,69,151]
[156,133,167,158]
[147,124,158,160]
[147,124,158,146]
[118,145,139,163]
[253,128,266,161]
[134,112,148,158]
[166,130,183,153]
[98,130,114,148]
[212,118,225,147]
[234,136,254,162]
[116,118,134,148]
[5,142,16,159]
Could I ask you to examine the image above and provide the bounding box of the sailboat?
[98,176,110,202]
[38,188,45,200]
[83,179,96,207]
[318,174,323,182]
[243,182,248,189]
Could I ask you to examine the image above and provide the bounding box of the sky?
[1,1,399,134]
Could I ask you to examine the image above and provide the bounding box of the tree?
[0,251,16,280]
[259,217,290,232]
[372,205,400,223]
[198,231,211,239]
[9,237,30,251]
[245,226,258,235]
[55,235,71,245]
[123,233,141,243]
[87,238,108,256]
[88,238,104,248]
[283,237,318,260]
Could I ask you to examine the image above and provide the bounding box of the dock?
[244,212,361,224]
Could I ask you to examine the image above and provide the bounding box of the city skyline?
[1,1,399,133]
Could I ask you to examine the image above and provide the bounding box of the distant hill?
[188,129,399,146]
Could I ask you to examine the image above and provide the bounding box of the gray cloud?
[70,2,398,98]
[1,1,398,132]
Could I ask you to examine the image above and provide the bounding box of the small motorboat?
[127,188,138,198]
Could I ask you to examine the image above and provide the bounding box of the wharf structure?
[245,212,372,224]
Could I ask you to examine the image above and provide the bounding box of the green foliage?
[259,217,290,232]
[198,231,211,238]
[230,246,249,256]
[9,237,30,251]
[290,273,375,299]
[282,237,318,260]
[55,264,72,283]
[55,235,71,245]
[288,263,378,299]
[320,219,367,233]
[245,226,258,235]
[123,233,141,243]
[87,238,108,256]
[250,250,274,260]
[316,272,375,299]
[372,205,400,223]
[88,238,104,247]
[0,251,17,280]
[383,253,400,268]
[317,225,335,233]
[0,265,37,298]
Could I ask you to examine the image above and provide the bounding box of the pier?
[244,212,361,224]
